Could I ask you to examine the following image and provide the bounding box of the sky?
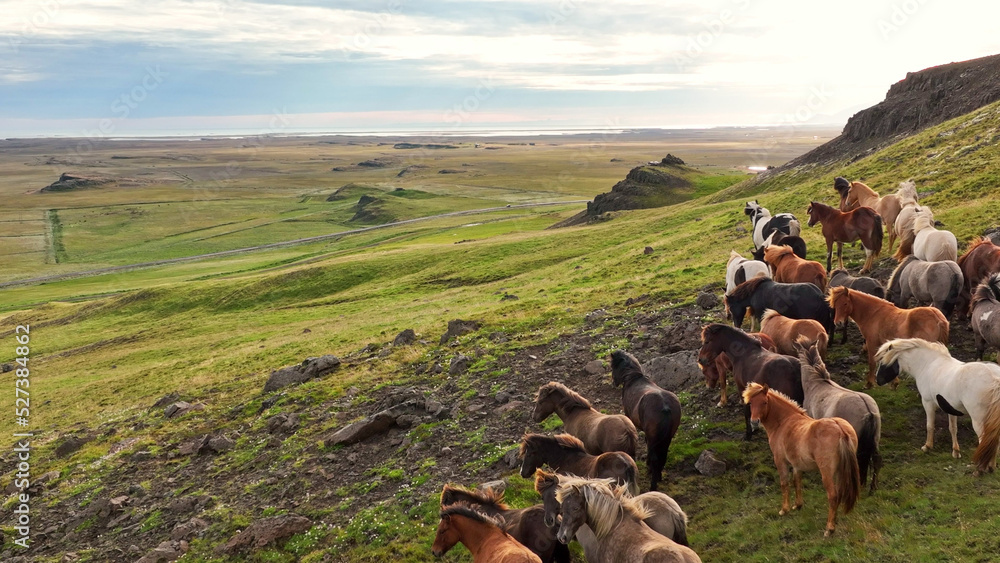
[2,0,1000,137]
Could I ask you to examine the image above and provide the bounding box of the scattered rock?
[585,309,608,322]
[55,435,92,458]
[171,517,209,541]
[695,449,727,477]
[502,448,520,469]
[449,355,471,375]
[477,480,507,494]
[218,514,312,554]
[393,329,417,346]
[136,540,188,563]
[151,393,180,409]
[495,391,514,404]
[1,363,13,373]
[466,402,486,413]
[265,413,301,435]
[440,319,481,344]
[500,293,519,301]
[329,399,427,446]
[164,401,202,419]
[625,294,650,306]
[262,355,341,393]
[696,291,719,310]
[643,351,703,390]
[659,154,685,166]
[493,401,524,415]
[643,246,654,255]
[583,360,605,375]
[207,435,235,453]
[395,414,422,429]
[430,363,444,374]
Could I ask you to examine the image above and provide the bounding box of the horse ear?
[760,383,769,394]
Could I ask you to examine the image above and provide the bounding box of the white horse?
[912,212,958,262]
[892,181,921,259]
[875,338,1000,475]
[744,201,801,249]
[725,250,770,295]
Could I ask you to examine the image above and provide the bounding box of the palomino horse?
[698,332,777,407]
[761,309,828,359]
[725,277,834,334]
[912,212,958,263]
[744,201,801,249]
[440,485,569,563]
[744,383,860,536]
[806,201,883,273]
[763,245,827,291]
[725,250,770,296]
[535,471,690,552]
[610,350,683,492]
[829,269,886,344]
[875,338,1000,475]
[892,180,921,258]
[699,323,804,440]
[957,237,1000,317]
[828,287,949,388]
[532,382,638,457]
[432,504,542,562]
[553,477,702,562]
[972,274,1000,360]
[752,231,807,260]
[843,181,906,252]
[795,339,882,492]
[518,433,638,493]
[886,256,963,319]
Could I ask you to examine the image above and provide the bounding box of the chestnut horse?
[828,287,949,388]
[829,269,885,344]
[432,504,542,562]
[518,433,638,493]
[610,350,682,491]
[699,323,804,440]
[440,485,569,563]
[532,382,638,457]
[763,245,827,291]
[806,201,883,273]
[761,309,828,359]
[957,237,1000,317]
[842,181,905,252]
[699,332,776,407]
[744,383,860,536]
[752,231,807,260]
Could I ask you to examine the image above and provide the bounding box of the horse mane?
[441,484,509,511]
[520,433,587,457]
[536,382,592,411]
[886,255,917,295]
[875,338,951,366]
[972,273,1000,308]
[809,200,835,212]
[441,504,505,528]
[701,323,764,348]
[959,237,998,268]
[850,181,876,196]
[897,180,917,204]
[827,285,853,309]
[760,308,784,327]
[742,382,805,412]
[796,337,830,381]
[554,477,651,539]
[763,245,794,263]
[913,211,935,232]
[728,276,770,301]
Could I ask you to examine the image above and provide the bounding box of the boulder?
[644,246,654,255]
[695,449,727,477]
[262,355,341,393]
[164,401,201,419]
[477,480,507,494]
[696,292,719,310]
[329,400,426,446]
[171,517,209,541]
[218,514,312,554]
[449,355,471,375]
[643,351,702,390]
[265,413,301,435]
[55,435,92,458]
[583,360,605,375]
[393,329,417,346]
[136,540,187,563]
[440,319,481,344]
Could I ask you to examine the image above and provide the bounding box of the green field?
[3,112,1000,562]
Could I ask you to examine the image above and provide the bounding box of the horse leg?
[887,228,896,254]
[921,399,936,452]
[871,447,883,493]
[775,457,791,515]
[826,240,833,273]
[862,246,873,274]
[975,332,986,361]
[820,470,839,536]
[841,321,849,345]
[864,348,877,389]
[793,468,804,510]
[949,415,961,459]
[837,242,844,270]
[744,404,754,441]
[718,369,728,407]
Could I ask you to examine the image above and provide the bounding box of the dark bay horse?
[958,237,1000,317]
[440,485,569,563]
[806,201,883,273]
[699,323,804,440]
[519,433,638,493]
[699,332,777,407]
[724,277,834,334]
[609,350,683,491]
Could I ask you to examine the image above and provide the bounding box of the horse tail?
[856,412,879,489]
[670,508,690,547]
[787,218,801,237]
[622,454,640,496]
[871,212,884,258]
[817,330,828,359]
[894,234,913,261]
[990,273,1000,303]
[835,424,861,514]
[972,384,1000,474]
[943,264,963,319]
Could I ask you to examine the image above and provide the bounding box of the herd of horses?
[431,177,1000,562]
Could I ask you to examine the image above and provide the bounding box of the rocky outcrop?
[262,355,341,393]
[440,319,481,344]
[40,173,114,193]
[218,514,312,554]
[642,351,703,390]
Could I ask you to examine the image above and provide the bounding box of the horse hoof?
[921,445,931,453]
[779,509,787,516]
[863,382,874,390]
[824,529,834,537]
[717,402,725,408]
[953,451,962,459]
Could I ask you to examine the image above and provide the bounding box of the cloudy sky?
[2,0,1000,136]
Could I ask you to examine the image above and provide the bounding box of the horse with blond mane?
[743,382,860,536]
[842,181,906,252]
[875,338,1000,475]
[763,245,827,291]
[912,211,958,263]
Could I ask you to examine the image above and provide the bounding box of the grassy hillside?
[1,107,999,562]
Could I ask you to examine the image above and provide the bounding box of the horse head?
[828,287,853,324]
[532,383,557,422]
[610,350,643,387]
[743,382,770,429]
[806,202,822,227]
[534,470,561,528]
[518,435,543,479]
[431,511,461,557]
[555,485,587,545]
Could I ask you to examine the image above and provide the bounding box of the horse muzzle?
[556,530,572,545]
[432,548,444,558]
[750,419,761,431]
[544,514,557,528]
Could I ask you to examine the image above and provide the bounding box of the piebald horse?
[744,201,801,249]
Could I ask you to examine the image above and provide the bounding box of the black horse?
[829,269,886,343]
[725,277,835,335]
[609,350,682,492]
[751,231,808,260]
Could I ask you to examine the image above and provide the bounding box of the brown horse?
[519,434,638,493]
[699,332,777,407]
[806,201,883,273]
[828,287,949,388]
[843,181,905,252]
[440,485,569,563]
[698,324,804,440]
[610,350,682,492]
[957,237,1000,317]
[532,382,638,457]
[761,309,828,359]
[763,245,827,291]
[744,383,860,536]
[432,504,542,562]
